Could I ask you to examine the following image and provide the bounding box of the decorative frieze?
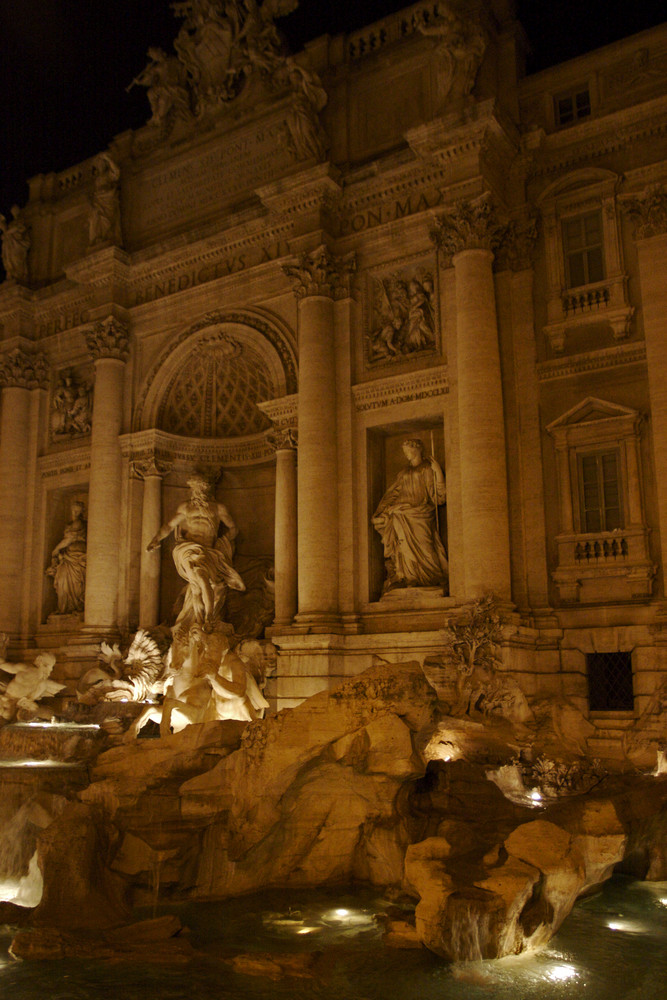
[622,183,667,240]
[0,348,49,390]
[283,246,356,300]
[352,366,448,412]
[84,316,130,363]
[430,193,505,266]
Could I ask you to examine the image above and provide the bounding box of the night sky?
[0,0,665,216]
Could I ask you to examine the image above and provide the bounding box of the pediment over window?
[547,397,639,432]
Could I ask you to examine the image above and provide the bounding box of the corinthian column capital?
[0,348,49,389]
[85,316,130,362]
[622,183,667,240]
[283,245,356,300]
[430,192,506,267]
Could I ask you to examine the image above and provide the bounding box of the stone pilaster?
[0,349,49,634]
[624,184,667,589]
[133,457,171,628]
[283,246,355,623]
[268,428,298,625]
[494,220,550,612]
[83,316,129,627]
[431,194,511,600]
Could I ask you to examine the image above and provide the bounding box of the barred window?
[578,450,622,533]
[587,651,634,712]
[562,211,605,288]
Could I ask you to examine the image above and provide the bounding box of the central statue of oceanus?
[147,474,245,631]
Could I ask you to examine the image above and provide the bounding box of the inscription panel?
[124,117,294,246]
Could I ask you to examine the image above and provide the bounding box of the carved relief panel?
[50,367,94,443]
[364,258,439,369]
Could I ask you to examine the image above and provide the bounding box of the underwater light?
[335,908,350,917]
[530,789,543,803]
[546,964,577,982]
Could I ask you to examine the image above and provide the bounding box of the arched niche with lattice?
[134,311,297,438]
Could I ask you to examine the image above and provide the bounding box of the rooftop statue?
[147,474,246,634]
[0,205,30,284]
[372,438,448,592]
[131,0,300,124]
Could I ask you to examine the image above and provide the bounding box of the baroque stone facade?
[1,0,667,744]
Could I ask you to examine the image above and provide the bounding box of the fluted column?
[0,349,48,634]
[133,458,170,628]
[84,317,129,627]
[431,195,511,600]
[624,184,667,585]
[270,429,298,624]
[283,246,355,622]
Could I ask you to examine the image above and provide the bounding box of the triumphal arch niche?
[125,309,297,637]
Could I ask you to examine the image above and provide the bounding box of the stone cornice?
[407,100,519,170]
[38,444,91,479]
[256,163,342,220]
[65,246,132,290]
[119,427,275,468]
[256,394,298,428]
[524,93,667,178]
[537,342,647,382]
[352,366,448,412]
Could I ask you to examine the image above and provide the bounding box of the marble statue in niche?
[147,474,246,634]
[372,438,448,592]
[366,269,436,365]
[46,500,87,615]
[51,371,92,440]
[0,205,30,283]
[88,153,121,247]
[0,635,65,723]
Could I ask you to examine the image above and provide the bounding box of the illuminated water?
[1,876,666,998]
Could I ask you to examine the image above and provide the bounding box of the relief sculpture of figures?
[0,205,30,283]
[147,474,246,633]
[372,439,448,592]
[367,270,436,364]
[51,372,92,439]
[46,501,87,615]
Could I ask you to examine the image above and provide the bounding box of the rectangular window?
[587,651,634,711]
[562,211,604,288]
[578,449,622,533]
[554,87,591,127]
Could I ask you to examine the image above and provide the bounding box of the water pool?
[1,876,666,999]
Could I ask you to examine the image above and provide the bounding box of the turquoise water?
[1,876,666,999]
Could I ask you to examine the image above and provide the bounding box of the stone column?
[495,221,550,611]
[625,185,667,586]
[283,246,355,623]
[83,317,129,628]
[133,458,170,628]
[0,349,48,635]
[270,429,298,625]
[431,195,511,600]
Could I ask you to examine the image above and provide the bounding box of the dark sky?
[0,0,665,216]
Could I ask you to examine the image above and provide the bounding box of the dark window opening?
[563,211,604,288]
[555,87,591,127]
[587,651,634,711]
[578,449,622,533]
